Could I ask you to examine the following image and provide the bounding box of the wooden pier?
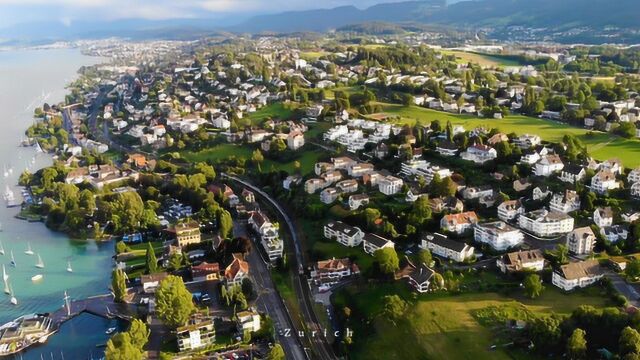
[49,293,136,328]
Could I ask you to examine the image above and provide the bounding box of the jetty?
[0,292,136,357]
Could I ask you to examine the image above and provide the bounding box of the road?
[223,174,337,360]
[604,269,640,307]
[233,221,307,360]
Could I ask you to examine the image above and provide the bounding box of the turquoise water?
[0,48,116,359]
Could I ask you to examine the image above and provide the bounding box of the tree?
[156,275,196,328]
[626,259,640,281]
[252,149,264,172]
[363,208,381,229]
[217,209,233,239]
[620,326,640,356]
[566,328,587,360]
[267,344,285,360]
[418,249,432,266]
[375,248,399,275]
[105,332,143,360]
[523,274,544,299]
[555,244,569,265]
[145,242,158,274]
[167,252,185,271]
[111,269,127,303]
[127,319,150,350]
[407,196,432,227]
[381,295,407,324]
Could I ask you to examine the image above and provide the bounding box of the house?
[348,194,370,211]
[567,227,596,255]
[248,211,278,241]
[236,309,261,336]
[591,170,619,194]
[347,163,374,178]
[622,211,640,223]
[140,272,168,294]
[628,167,640,184]
[126,154,148,169]
[601,225,629,243]
[497,200,525,222]
[488,133,509,145]
[400,261,436,293]
[496,250,545,273]
[474,221,524,251]
[363,233,395,255]
[191,262,220,282]
[287,131,305,150]
[336,179,359,194]
[601,158,623,175]
[310,258,359,290]
[552,260,604,291]
[460,144,497,164]
[420,232,474,262]
[304,178,326,194]
[560,164,586,184]
[440,212,478,234]
[513,178,532,192]
[224,253,249,287]
[518,210,574,237]
[320,187,340,204]
[514,134,541,149]
[173,221,201,247]
[593,207,614,228]
[324,221,364,247]
[520,149,541,165]
[283,175,302,190]
[462,185,493,200]
[436,141,459,156]
[632,182,640,198]
[535,154,564,177]
[532,185,551,200]
[321,170,343,185]
[429,196,464,213]
[176,314,215,352]
[378,175,403,196]
[549,190,581,213]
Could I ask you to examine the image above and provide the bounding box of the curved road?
[222,173,337,360]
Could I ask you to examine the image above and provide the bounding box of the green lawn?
[182,144,321,175]
[247,103,293,125]
[440,50,523,68]
[337,283,610,360]
[379,103,640,167]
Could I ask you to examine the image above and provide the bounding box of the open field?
[181,144,322,175]
[300,51,329,60]
[336,282,610,360]
[440,50,523,68]
[248,103,294,125]
[378,103,640,167]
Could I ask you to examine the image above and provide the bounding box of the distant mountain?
[231,0,446,33]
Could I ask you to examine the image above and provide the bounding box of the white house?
[560,164,586,184]
[320,187,340,204]
[363,233,395,255]
[287,131,305,150]
[591,169,619,194]
[378,175,403,196]
[518,209,574,237]
[460,144,497,164]
[440,212,479,234]
[348,194,370,210]
[567,227,596,255]
[593,207,614,228]
[420,233,474,262]
[497,200,525,222]
[496,249,545,273]
[549,190,581,213]
[628,167,640,184]
[552,260,603,291]
[324,221,364,247]
[601,225,629,243]
[474,221,524,251]
[535,154,564,177]
[514,134,541,149]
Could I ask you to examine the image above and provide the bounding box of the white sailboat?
[66,261,73,273]
[31,274,43,282]
[2,264,7,282]
[25,242,34,256]
[35,254,44,269]
[3,279,9,295]
[8,166,13,175]
[10,250,16,267]
[35,140,44,154]
[0,240,4,255]
[9,283,17,305]
[2,165,7,178]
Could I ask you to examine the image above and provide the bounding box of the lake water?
[0,48,117,359]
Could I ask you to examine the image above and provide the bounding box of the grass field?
[440,50,523,68]
[337,283,610,360]
[247,103,293,125]
[378,103,640,167]
[181,144,322,175]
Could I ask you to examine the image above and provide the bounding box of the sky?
[0,0,412,28]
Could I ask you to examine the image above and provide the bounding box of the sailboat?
[0,240,4,255]
[8,166,13,175]
[2,265,7,282]
[66,261,73,273]
[35,254,44,269]
[9,283,17,305]
[2,165,7,178]
[35,140,44,154]
[10,250,16,267]
[25,242,34,256]
[3,279,9,295]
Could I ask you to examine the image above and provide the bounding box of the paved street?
[604,269,640,307]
